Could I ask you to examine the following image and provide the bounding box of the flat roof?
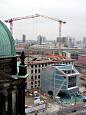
[27,59,75,65]
[54,64,73,70]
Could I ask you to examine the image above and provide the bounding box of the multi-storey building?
[26,59,75,90]
[41,64,80,96]
[77,55,86,66]
[83,37,86,48]
[37,35,47,45]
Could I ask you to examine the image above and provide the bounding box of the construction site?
[5,14,86,115]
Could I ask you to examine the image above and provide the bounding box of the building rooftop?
[52,64,79,76]
[27,59,74,65]
[54,64,73,70]
[47,54,65,60]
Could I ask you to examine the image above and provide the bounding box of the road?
[28,103,86,115]
[75,110,86,115]
[56,103,86,115]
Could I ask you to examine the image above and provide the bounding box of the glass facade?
[41,64,80,97]
[68,76,76,88]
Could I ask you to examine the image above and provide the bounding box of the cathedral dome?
[0,20,16,57]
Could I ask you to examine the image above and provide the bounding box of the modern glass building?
[41,64,80,98]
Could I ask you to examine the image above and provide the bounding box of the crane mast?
[5,14,39,35]
[5,13,66,49]
[36,14,66,49]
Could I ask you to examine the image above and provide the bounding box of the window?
[38,81,40,87]
[38,84,40,86]
[45,64,47,66]
[38,80,40,83]
[42,64,44,67]
[68,70,71,74]
[35,85,37,88]
[31,76,33,80]
[68,76,76,88]
[35,81,37,84]
[31,70,33,74]
[31,65,33,68]
[38,69,40,73]
[39,64,40,68]
[35,69,37,73]
[35,65,37,68]
[35,76,37,79]
[63,70,66,73]
[31,86,33,88]
[72,70,75,73]
[31,82,33,85]
[38,75,40,79]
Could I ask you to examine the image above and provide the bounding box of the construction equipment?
[5,14,39,35]
[5,13,66,49]
[36,13,66,48]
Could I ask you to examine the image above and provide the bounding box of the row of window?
[30,62,74,74]
[31,84,40,88]
[31,69,41,74]
[31,75,40,80]
[31,80,40,85]
[30,63,48,68]
[29,61,73,69]
[63,70,75,74]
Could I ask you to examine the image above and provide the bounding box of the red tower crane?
[5,14,39,35]
[5,13,66,48]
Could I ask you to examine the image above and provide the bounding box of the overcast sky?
[0,0,86,41]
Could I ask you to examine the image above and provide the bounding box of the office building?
[41,64,80,98]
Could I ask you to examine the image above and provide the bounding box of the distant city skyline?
[1,0,86,40]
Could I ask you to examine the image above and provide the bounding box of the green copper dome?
[0,20,16,57]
